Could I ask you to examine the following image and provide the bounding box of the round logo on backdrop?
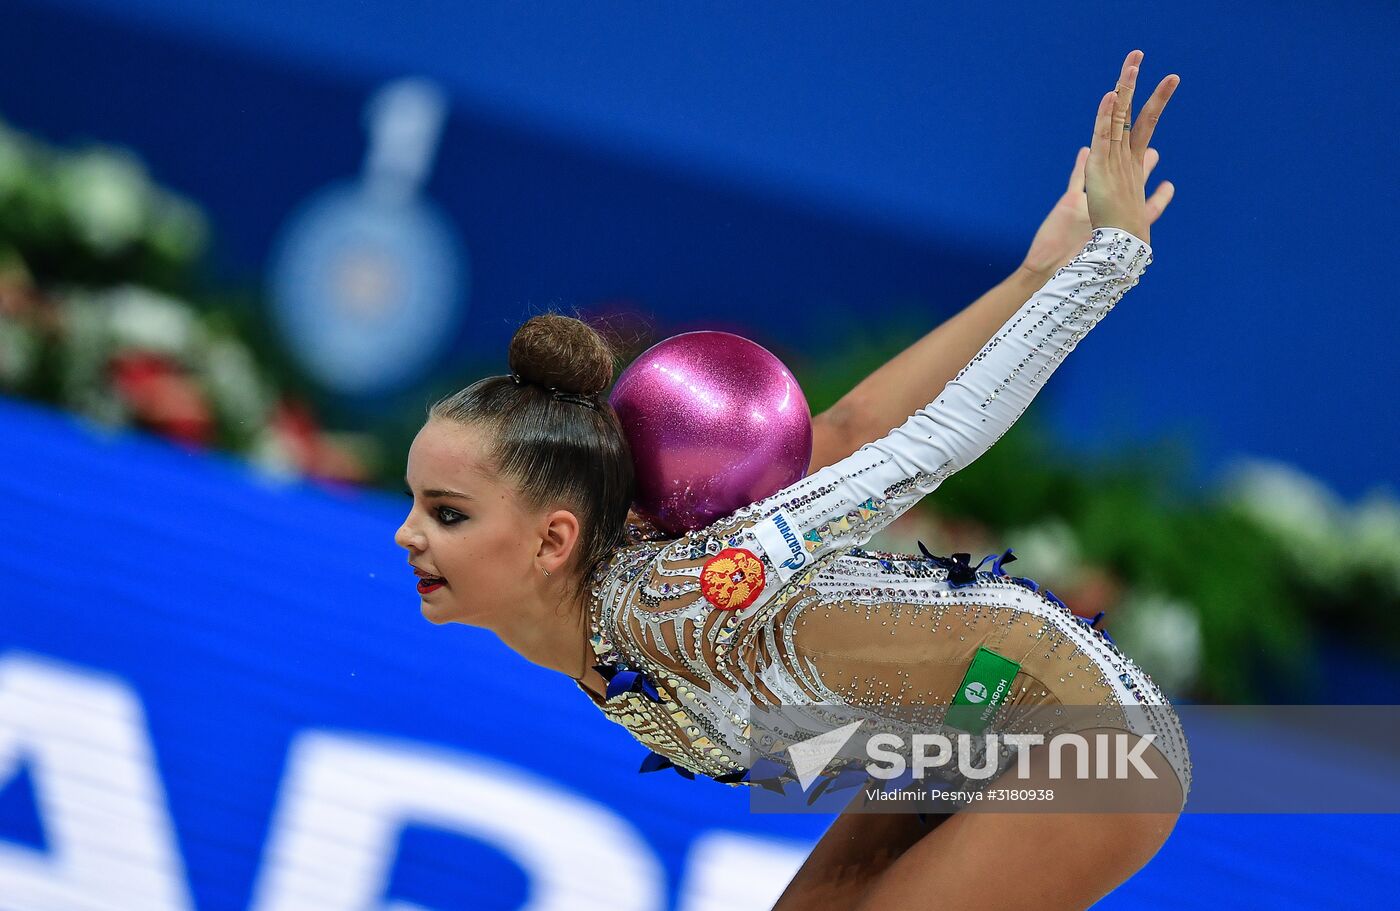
[269,184,466,397]
[700,547,766,611]
[963,682,988,703]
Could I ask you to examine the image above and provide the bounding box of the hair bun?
[508,313,617,397]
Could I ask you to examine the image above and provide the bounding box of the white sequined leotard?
[575,227,1191,805]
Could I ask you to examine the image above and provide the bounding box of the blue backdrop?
[0,397,1394,909]
[0,0,1395,498]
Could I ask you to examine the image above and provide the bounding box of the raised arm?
[806,266,1051,475]
[710,58,1180,608]
[820,96,1177,464]
[702,225,1152,612]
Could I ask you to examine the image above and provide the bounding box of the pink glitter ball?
[610,331,813,535]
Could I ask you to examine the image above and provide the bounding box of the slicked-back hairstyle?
[428,313,636,593]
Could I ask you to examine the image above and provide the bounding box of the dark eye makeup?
[436,506,466,525]
[404,487,467,524]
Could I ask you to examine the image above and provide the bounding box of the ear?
[535,508,583,575]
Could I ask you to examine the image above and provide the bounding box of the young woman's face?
[395,419,546,627]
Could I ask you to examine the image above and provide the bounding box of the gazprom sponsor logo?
[752,509,809,584]
[773,513,805,569]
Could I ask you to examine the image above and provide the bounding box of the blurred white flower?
[148,195,209,262]
[56,150,150,254]
[104,286,203,355]
[1221,457,1340,536]
[57,295,111,403]
[0,125,27,196]
[1002,517,1084,584]
[0,320,38,385]
[1349,494,1400,590]
[247,427,301,485]
[1222,456,1400,595]
[1219,457,1351,580]
[1110,590,1203,695]
[204,334,271,428]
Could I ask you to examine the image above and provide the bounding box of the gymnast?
[397,49,1184,910]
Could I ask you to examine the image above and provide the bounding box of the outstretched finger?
[1145,180,1175,224]
[1130,74,1180,159]
[1143,147,1160,182]
[1111,66,1138,145]
[1091,90,1117,161]
[1068,146,1089,193]
[1110,51,1142,145]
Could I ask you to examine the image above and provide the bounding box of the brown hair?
[428,312,636,593]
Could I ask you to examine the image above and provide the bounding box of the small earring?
[541,567,552,577]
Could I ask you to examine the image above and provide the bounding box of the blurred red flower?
[270,398,368,485]
[108,350,215,447]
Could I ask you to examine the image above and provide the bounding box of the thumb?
[1068,147,1089,193]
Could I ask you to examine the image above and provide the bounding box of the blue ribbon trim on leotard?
[745,757,794,794]
[640,752,765,786]
[989,547,1017,575]
[918,544,1034,589]
[596,664,661,702]
[641,755,784,789]
[908,543,1119,645]
[1073,609,1116,645]
[638,749,696,779]
[803,767,870,805]
[916,545,1018,588]
[916,542,979,587]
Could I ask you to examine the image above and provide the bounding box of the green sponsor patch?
[946,647,1021,733]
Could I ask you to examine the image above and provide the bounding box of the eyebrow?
[426,489,474,500]
[404,481,475,501]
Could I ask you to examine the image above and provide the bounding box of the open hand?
[1086,49,1179,245]
[1020,51,1179,277]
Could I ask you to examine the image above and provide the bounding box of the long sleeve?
[706,226,1152,610]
